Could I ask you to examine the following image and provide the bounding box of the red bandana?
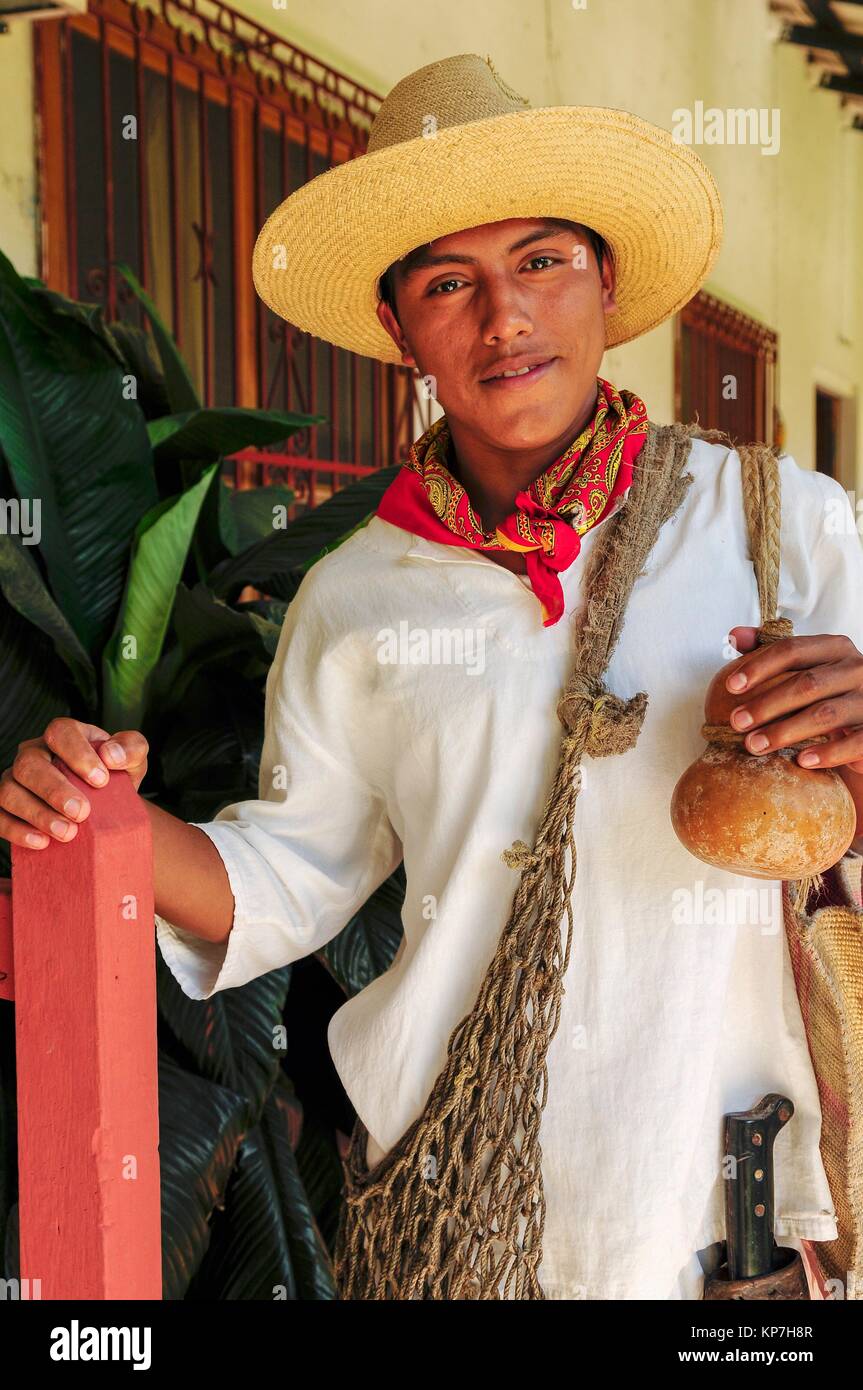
[376,377,649,626]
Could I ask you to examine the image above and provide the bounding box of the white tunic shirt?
[155,435,863,1299]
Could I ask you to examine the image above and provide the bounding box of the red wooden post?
[0,878,12,1002]
[8,759,161,1299]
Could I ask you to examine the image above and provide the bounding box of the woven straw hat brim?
[252,105,723,362]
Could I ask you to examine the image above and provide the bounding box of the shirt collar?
[402,533,502,568]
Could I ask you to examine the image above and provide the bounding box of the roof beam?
[782,23,863,56]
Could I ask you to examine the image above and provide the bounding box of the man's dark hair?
[377,219,610,326]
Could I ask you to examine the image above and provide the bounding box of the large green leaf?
[0,595,72,780]
[185,1073,336,1301]
[156,947,290,1128]
[113,261,200,415]
[0,248,159,654]
[148,407,325,466]
[150,666,266,823]
[102,318,173,425]
[101,464,218,729]
[20,283,173,426]
[146,582,278,721]
[0,532,96,708]
[209,463,400,600]
[219,481,296,556]
[157,1049,250,1300]
[294,1110,349,1256]
[16,283,126,368]
[0,596,72,878]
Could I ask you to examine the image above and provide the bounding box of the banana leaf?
[294,1109,348,1255]
[157,1050,250,1300]
[101,464,218,729]
[146,582,278,724]
[21,281,174,431]
[148,406,325,467]
[114,261,200,415]
[185,1072,336,1301]
[156,948,290,1126]
[0,596,71,812]
[209,463,400,600]
[219,481,296,556]
[0,249,159,654]
[0,533,96,708]
[152,667,266,822]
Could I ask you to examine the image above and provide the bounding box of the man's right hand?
[0,718,149,849]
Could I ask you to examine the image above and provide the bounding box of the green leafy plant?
[0,251,406,1298]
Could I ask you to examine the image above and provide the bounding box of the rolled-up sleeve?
[155,569,402,1000]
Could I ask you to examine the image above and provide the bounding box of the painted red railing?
[0,761,161,1300]
[225,448,376,515]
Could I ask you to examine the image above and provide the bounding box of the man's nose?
[479,278,535,343]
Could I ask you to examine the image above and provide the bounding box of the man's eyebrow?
[397,224,577,284]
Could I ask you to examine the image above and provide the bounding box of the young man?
[3,54,863,1300]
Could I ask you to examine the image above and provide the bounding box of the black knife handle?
[723,1092,793,1281]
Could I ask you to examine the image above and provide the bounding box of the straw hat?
[251,53,723,363]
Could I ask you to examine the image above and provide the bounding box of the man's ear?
[376,299,417,368]
[600,251,618,319]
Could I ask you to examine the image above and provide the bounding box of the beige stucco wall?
[0,19,38,279]
[1,0,861,484]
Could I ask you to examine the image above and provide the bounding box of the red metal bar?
[99,14,116,322]
[330,344,339,488]
[282,110,290,415]
[388,359,396,468]
[227,449,374,477]
[255,100,265,411]
[62,21,78,298]
[83,0,382,129]
[352,353,359,468]
[198,68,212,406]
[168,50,182,351]
[305,137,316,462]
[0,879,12,1003]
[372,358,380,469]
[134,28,149,294]
[222,449,374,515]
[8,759,161,1299]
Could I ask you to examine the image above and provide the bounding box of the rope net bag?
[333,419,705,1300]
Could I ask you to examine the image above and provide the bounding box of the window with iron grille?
[674,291,779,447]
[33,0,422,513]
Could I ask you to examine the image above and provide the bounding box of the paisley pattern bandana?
[376,376,649,626]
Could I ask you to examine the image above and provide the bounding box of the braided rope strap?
[699,441,825,915]
[333,420,699,1300]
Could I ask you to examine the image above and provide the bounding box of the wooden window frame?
[674,290,779,445]
[32,0,421,498]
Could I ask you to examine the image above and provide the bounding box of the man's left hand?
[725,627,863,775]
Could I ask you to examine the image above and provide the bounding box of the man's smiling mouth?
[481,356,557,386]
